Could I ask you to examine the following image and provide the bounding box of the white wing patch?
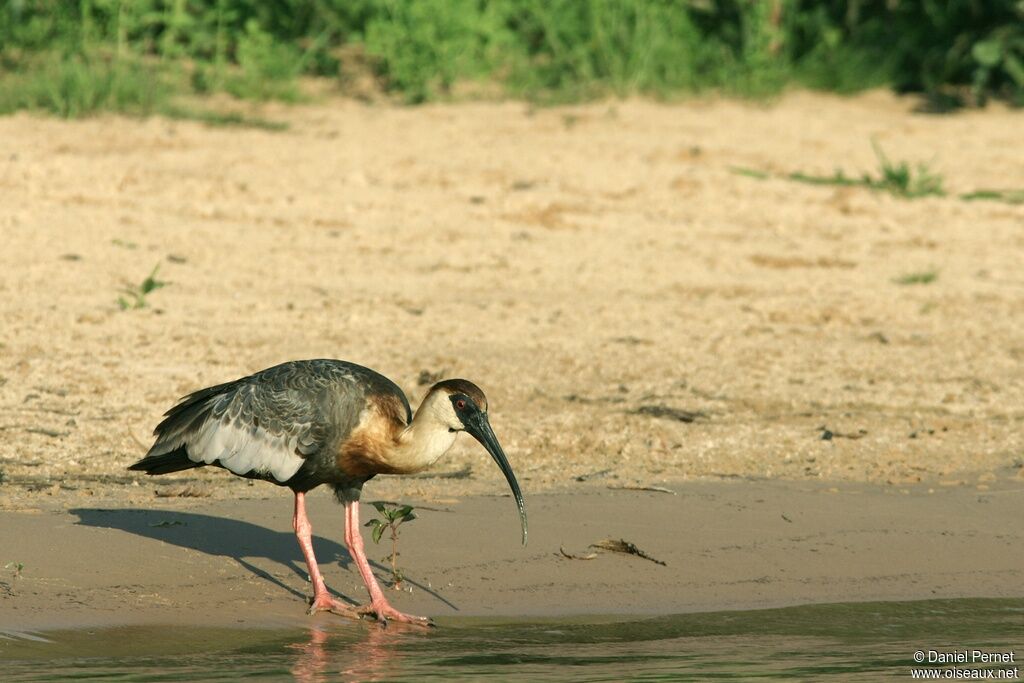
[153,415,306,483]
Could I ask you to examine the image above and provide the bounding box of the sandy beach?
[3,478,1023,631]
[1,91,1022,630]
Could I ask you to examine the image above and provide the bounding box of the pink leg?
[344,501,433,627]
[293,492,358,618]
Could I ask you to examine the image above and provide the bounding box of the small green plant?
[870,141,945,198]
[2,561,23,596]
[894,270,939,285]
[733,142,946,200]
[117,264,167,310]
[365,501,417,588]
[0,468,6,484]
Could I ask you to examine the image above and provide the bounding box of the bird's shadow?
[69,508,456,610]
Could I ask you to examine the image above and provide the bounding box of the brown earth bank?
[1,479,1022,631]
[0,91,1022,629]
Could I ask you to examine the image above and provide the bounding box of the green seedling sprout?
[2,561,23,596]
[894,269,939,285]
[118,263,167,310]
[365,501,417,589]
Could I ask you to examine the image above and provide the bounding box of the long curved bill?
[464,413,528,545]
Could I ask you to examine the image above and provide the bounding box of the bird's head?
[426,378,527,545]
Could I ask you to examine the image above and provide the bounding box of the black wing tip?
[128,447,200,476]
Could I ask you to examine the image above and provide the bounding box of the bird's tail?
[128,446,203,475]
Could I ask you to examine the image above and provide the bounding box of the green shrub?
[0,1,1021,111]
[362,0,511,102]
[224,19,304,101]
[0,53,168,117]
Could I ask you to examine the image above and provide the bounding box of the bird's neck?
[390,411,458,473]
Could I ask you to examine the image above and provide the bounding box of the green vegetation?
[735,142,1024,205]
[733,141,1024,206]
[866,142,945,198]
[787,141,945,199]
[960,189,1024,204]
[0,1,1022,115]
[894,270,939,286]
[117,263,167,310]
[3,560,23,596]
[0,53,169,117]
[733,142,946,200]
[729,166,771,180]
[365,501,417,588]
[160,105,289,130]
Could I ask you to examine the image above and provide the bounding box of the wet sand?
[2,478,1022,630]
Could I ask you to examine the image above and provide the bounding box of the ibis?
[129,359,527,626]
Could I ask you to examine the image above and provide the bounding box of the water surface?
[2,598,1022,681]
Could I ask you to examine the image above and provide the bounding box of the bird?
[128,359,527,627]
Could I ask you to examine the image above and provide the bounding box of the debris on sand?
[632,405,706,423]
[819,426,867,441]
[590,538,667,566]
[154,486,211,498]
[574,468,613,482]
[607,484,676,495]
[559,546,598,561]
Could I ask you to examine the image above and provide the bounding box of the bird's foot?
[356,601,435,628]
[307,594,361,620]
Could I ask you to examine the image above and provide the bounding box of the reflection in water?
[337,623,405,682]
[289,627,330,683]
[3,598,1023,681]
[289,621,411,683]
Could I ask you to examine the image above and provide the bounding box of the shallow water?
[2,598,1022,681]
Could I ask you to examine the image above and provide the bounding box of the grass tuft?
[0,54,169,118]
[960,189,1024,205]
[894,270,939,286]
[869,141,945,198]
[733,142,946,200]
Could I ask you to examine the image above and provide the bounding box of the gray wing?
[145,360,393,483]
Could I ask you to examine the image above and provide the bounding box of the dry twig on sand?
[590,539,667,566]
[559,546,598,561]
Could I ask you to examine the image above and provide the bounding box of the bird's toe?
[307,595,360,620]
[357,602,433,628]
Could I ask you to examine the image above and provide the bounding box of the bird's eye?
[456,399,466,410]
